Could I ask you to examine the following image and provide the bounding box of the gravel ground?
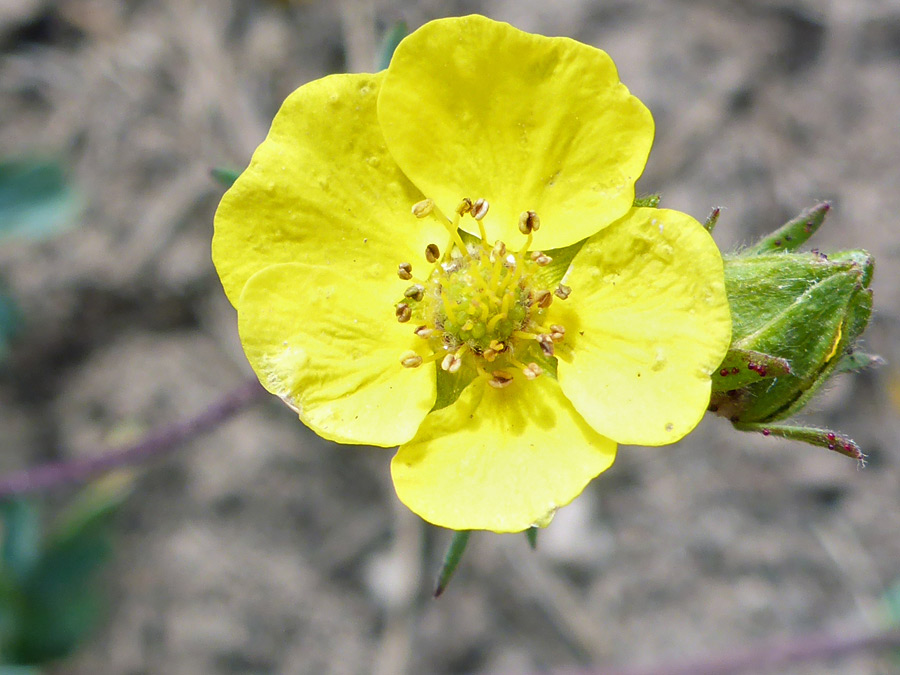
[1,1,899,673]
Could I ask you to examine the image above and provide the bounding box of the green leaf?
[0,501,41,585]
[376,21,408,71]
[0,159,82,240]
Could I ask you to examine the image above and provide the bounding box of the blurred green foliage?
[376,21,407,71]
[0,474,131,667]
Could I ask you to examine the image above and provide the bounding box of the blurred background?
[1,0,899,673]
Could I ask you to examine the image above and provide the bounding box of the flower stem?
[0,377,266,498]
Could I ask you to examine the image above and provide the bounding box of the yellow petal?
[238,263,435,447]
[391,376,616,532]
[378,15,654,251]
[554,208,731,446]
[213,71,444,306]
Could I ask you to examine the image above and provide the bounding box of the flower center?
[396,198,571,388]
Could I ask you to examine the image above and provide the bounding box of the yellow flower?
[212,15,731,532]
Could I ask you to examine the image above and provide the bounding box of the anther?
[522,362,543,380]
[518,210,540,234]
[400,351,423,368]
[414,325,434,339]
[404,284,425,302]
[441,352,462,373]
[425,243,440,263]
[555,284,572,300]
[530,251,552,266]
[537,334,555,356]
[488,370,514,389]
[489,339,507,353]
[490,241,506,262]
[471,198,489,220]
[397,262,413,280]
[412,198,435,218]
[456,198,473,215]
[550,324,566,342]
[395,303,412,323]
[482,348,498,362]
[534,290,553,309]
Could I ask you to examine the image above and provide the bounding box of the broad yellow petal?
[554,208,731,446]
[378,15,654,251]
[213,71,444,306]
[238,263,435,446]
[391,376,616,532]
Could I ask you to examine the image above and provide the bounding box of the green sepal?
[376,21,408,71]
[434,530,470,598]
[632,193,660,208]
[711,348,791,393]
[744,201,831,255]
[734,421,863,462]
[525,527,538,550]
[210,166,241,188]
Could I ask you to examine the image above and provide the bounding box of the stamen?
[400,351,423,368]
[397,262,413,280]
[550,324,566,342]
[395,303,412,323]
[522,362,543,380]
[555,284,572,300]
[518,210,540,234]
[441,351,463,373]
[404,284,425,302]
[412,198,435,218]
[534,290,553,309]
[530,251,552,266]
[456,198,473,216]
[537,334,555,356]
[488,370,514,389]
[471,198,489,220]
[414,325,434,339]
[425,243,440,263]
[490,241,506,262]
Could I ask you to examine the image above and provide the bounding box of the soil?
[1,1,899,673]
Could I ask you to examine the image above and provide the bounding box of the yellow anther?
[555,284,572,300]
[456,198,473,215]
[518,210,540,234]
[482,348,498,362]
[488,370,514,389]
[412,198,435,218]
[400,351,423,368]
[397,262,413,280]
[395,303,412,323]
[414,325,434,339]
[471,198,489,220]
[489,339,507,353]
[404,284,425,301]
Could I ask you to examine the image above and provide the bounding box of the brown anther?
[482,348,498,362]
[397,262,413,280]
[555,283,572,300]
[537,334,555,356]
[534,290,553,309]
[414,325,434,339]
[424,243,440,263]
[441,352,462,373]
[411,198,435,218]
[488,370,514,389]
[404,284,425,302]
[523,362,543,380]
[518,210,540,234]
[400,351,423,368]
[471,198,489,220]
[395,303,412,323]
[456,198,473,215]
[530,251,552,266]
[550,324,566,342]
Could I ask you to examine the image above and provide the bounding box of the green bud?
[710,203,878,460]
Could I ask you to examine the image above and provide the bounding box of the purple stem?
[583,627,900,675]
[0,377,267,497]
